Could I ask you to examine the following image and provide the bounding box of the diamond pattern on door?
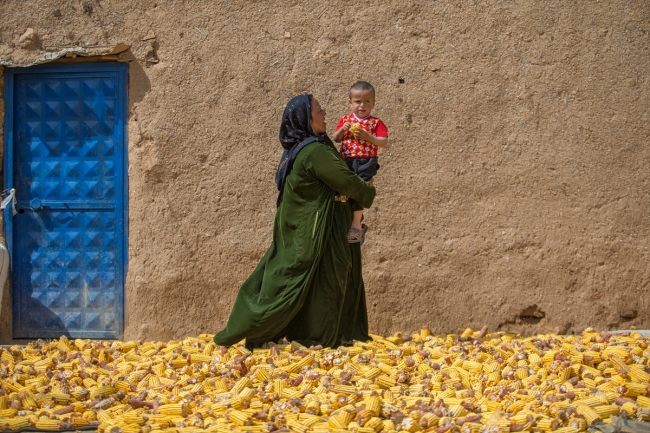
[7,63,127,339]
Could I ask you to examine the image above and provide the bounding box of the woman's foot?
[348,227,363,243]
[348,224,368,244]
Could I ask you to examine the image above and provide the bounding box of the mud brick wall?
[0,1,648,342]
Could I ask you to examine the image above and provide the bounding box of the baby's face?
[349,90,375,119]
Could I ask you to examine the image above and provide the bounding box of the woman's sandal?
[361,224,368,245]
[347,227,363,243]
[348,224,369,245]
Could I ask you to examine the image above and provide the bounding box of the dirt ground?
[0,1,649,343]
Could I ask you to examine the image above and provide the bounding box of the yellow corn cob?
[67,417,89,427]
[362,366,381,379]
[358,416,381,432]
[0,331,649,433]
[636,395,650,408]
[364,396,382,416]
[49,392,72,404]
[90,385,114,399]
[619,402,638,417]
[327,408,355,429]
[158,403,186,417]
[331,384,357,395]
[285,419,308,433]
[460,328,474,339]
[574,395,603,407]
[461,422,482,433]
[254,366,271,382]
[188,353,212,364]
[6,417,32,430]
[376,376,396,388]
[227,397,245,410]
[79,409,96,420]
[20,394,38,409]
[575,404,602,425]
[623,382,649,397]
[401,416,422,433]
[231,376,251,394]
[483,361,501,373]
[535,417,560,431]
[272,378,285,395]
[114,379,133,392]
[35,419,63,430]
[446,404,466,418]
[563,416,585,431]
[461,360,482,372]
[169,357,188,369]
[302,399,320,414]
[4,379,25,392]
[376,362,394,375]
[592,404,619,419]
[228,409,251,426]
[0,350,15,363]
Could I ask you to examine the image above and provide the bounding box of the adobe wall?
[1,0,648,343]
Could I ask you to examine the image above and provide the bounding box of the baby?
[332,81,389,243]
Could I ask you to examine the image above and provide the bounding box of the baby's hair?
[349,81,375,97]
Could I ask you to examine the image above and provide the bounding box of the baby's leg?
[351,176,373,230]
[351,210,363,231]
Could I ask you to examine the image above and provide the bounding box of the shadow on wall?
[15,294,71,338]
[0,280,71,342]
[1,236,70,340]
[0,236,10,340]
[0,278,9,341]
[121,49,151,112]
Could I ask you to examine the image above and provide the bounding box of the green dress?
[213,140,376,348]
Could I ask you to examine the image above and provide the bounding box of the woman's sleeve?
[304,144,376,209]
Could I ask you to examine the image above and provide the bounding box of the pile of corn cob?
[1,328,649,433]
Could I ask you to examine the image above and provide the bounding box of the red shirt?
[335,114,388,158]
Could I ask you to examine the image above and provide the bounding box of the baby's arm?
[332,122,351,143]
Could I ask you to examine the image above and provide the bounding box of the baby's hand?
[353,128,372,142]
[341,122,352,131]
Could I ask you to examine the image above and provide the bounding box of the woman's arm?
[303,144,376,209]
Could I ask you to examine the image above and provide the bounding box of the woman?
[213,94,376,349]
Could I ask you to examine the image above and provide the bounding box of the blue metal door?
[4,63,128,339]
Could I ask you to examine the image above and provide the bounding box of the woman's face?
[310,98,327,134]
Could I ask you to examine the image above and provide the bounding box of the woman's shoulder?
[296,140,338,168]
[302,139,336,155]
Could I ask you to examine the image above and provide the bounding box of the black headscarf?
[275,94,328,207]
[279,94,314,150]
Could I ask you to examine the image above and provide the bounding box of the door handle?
[29,199,71,210]
[30,199,42,210]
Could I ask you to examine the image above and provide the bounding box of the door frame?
[3,62,129,339]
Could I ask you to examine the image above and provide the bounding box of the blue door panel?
[4,63,127,339]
